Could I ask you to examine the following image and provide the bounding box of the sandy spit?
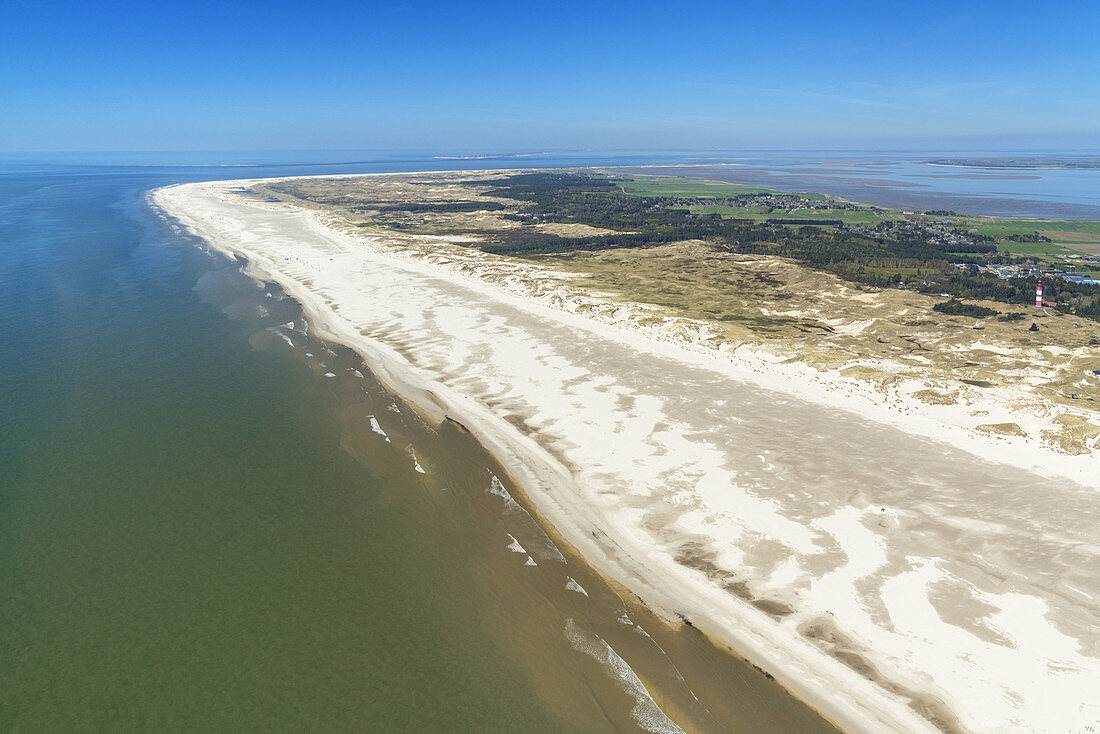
[153,178,1100,734]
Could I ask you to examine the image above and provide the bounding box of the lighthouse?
[1035,281,1043,308]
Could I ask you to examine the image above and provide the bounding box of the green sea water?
[0,161,838,733]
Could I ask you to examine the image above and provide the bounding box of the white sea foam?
[366,416,390,443]
[268,328,295,347]
[565,577,589,597]
[564,618,685,734]
[487,475,567,563]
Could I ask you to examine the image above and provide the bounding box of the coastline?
[153,175,1100,734]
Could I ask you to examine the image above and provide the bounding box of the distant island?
[434,151,558,160]
[927,156,1100,170]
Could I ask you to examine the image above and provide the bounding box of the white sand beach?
[155,177,1100,734]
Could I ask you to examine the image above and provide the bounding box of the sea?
[0,150,1094,732]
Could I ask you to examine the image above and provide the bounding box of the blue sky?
[2,0,1098,152]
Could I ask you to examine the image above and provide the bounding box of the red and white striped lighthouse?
[1035,281,1043,308]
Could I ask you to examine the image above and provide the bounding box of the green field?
[962,217,1100,239]
[612,175,886,227]
[995,242,1088,258]
[614,175,797,198]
